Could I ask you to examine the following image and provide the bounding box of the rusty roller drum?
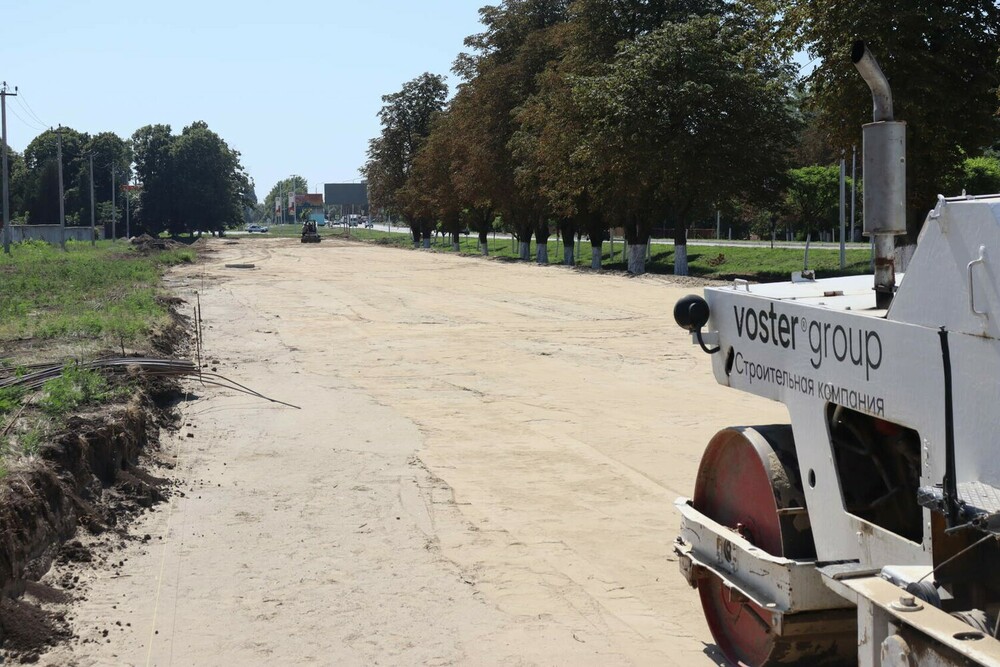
[693,426,855,666]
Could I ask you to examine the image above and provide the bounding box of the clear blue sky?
[1,0,485,201]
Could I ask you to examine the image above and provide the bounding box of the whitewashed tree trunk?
[519,241,530,260]
[591,243,602,270]
[563,245,574,265]
[480,242,489,256]
[674,244,689,276]
[422,238,431,248]
[628,243,647,275]
[537,243,548,264]
[452,242,460,252]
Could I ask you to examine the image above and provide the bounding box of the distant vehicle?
[318,219,327,227]
[301,221,321,243]
[246,224,269,233]
[364,220,374,228]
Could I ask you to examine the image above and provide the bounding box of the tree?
[132,122,247,236]
[132,124,176,235]
[783,165,854,238]
[780,0,1000,239]
[363,73,448,246]
[943,156,1000,197]
[22,127,89,226]
[84,132,132,236]
[264,176,306,224]
[171,121,245,236]
[451,0,570,261]
[574,13,798,274]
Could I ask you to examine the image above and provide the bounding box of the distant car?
[318,219,327,227]
[348,219,359,227]
[364,220,374,228]
[246,224,269,233]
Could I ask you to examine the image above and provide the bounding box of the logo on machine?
[732,304,882,380]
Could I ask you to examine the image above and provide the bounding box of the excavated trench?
[0,306,188,664]
[0,381,182,663]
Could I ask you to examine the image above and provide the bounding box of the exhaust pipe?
[852,41,906,309]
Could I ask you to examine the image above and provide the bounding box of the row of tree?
[363,0,1000,275]
[2,121,254,238]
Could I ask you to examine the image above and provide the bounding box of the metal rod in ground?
[194,305,202,377]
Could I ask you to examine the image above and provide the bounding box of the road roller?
[673,42,1000,666]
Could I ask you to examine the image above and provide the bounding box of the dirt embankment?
[0,335,187,663]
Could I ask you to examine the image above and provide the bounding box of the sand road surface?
[41,237,788,666]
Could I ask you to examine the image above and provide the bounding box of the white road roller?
[673,42,1000,666]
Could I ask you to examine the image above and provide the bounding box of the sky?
[1,0,486,201]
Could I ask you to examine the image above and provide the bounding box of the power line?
[7,103,44,133]
[14,98,46,131]
[15,92,46,127]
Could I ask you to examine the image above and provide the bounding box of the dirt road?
[41,237,787,666]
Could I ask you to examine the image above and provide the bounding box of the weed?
[19,427,43,457]
[38,366,108,417]
[0,387,24,416]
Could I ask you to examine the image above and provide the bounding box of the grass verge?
[0,238,194,476]
[0,239,194,344]
[258,224,872,281]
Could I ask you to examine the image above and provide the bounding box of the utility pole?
[125,177,130,239]
[111,167,117,241]
[839,156,846,269]
[1,83,16,255]
[57,126,65,249]
[850,145,857,242]
[89,153,95,246]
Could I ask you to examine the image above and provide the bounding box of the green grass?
[0,239,194,345]
[277,225,874,281]
[38,365,110,417]
[0,238,194,476]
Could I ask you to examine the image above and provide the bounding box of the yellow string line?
[144,394,192,667]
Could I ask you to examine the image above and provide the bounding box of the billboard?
[324,182,368,207]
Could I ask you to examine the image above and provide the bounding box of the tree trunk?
[536,242,548,264]
[423,237,431,248]
[411,225,421,248]
[590,241,602,270]
[674,244,688,275]
[674,219,688,275]
[519,241,530,260]
[478,231,488,255]
[534,217,550,265]
[559,223,575,266]
[628,243,646,275]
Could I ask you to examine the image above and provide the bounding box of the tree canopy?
[363,72,448,241]
[779,0,1000,237]
[131,121,250,236]
[361,0,1000,275]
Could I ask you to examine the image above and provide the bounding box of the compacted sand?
[40,237,787,666]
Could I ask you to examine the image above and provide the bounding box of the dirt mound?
[0,597,71,663]
[130,234,183,253]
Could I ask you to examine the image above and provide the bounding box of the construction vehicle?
[301,220,321,243]
[672,42,1000,666]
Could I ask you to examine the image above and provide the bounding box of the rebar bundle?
[0,357,299,409]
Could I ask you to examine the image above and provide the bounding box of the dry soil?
[40,237,788,666]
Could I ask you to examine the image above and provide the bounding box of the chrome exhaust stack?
[852,41,906,309]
